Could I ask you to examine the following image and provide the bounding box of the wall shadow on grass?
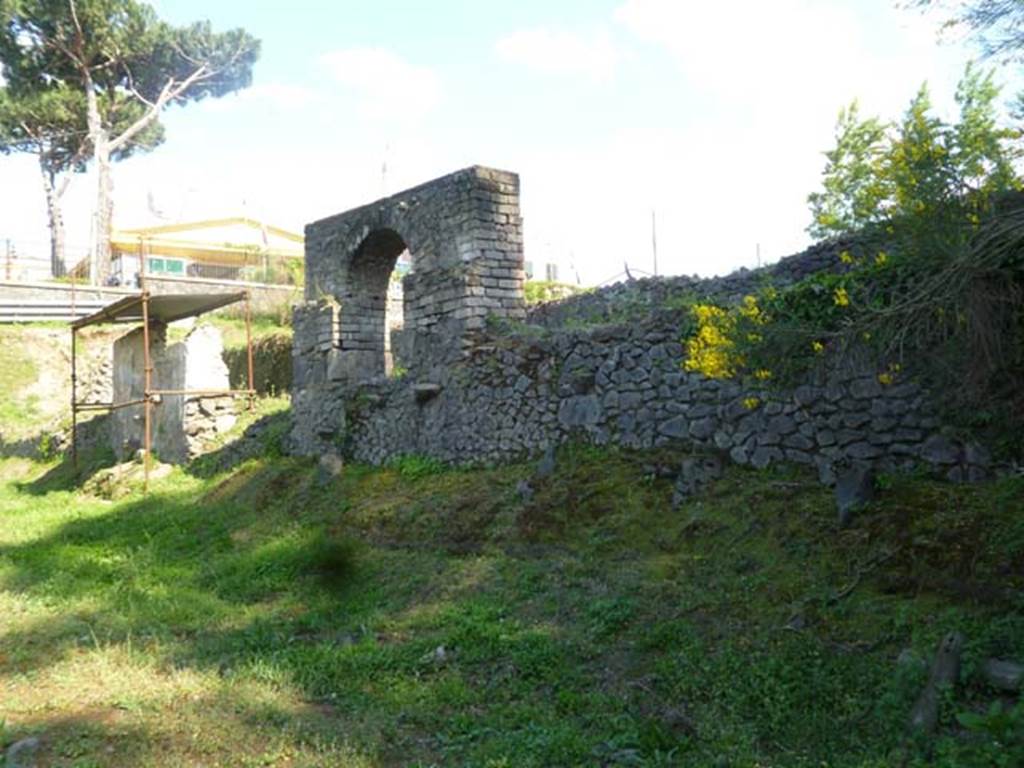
[0,453,679,766]
[7,446,1012,765]
[1,457,448,686]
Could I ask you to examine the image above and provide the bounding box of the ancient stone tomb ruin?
[292,165,526,447]
[111,322,236,463]
[291,166,991,486]
[297,165,525,379]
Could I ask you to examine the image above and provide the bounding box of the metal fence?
[3,237,303,288]
[2,238,93,283]
[163,253,304,286]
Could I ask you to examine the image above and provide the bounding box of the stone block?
[920,434,960,465]
[659,416,688,439]
[689,417,716,440]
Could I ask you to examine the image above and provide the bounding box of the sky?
[0,0,1016,284]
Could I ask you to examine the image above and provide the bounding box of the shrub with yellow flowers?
[683,304,738,379]
[683,295,768,380]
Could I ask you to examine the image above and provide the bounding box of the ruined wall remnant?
[111,323,236,463]
[296,313,986,484]
[292,165,526,449]
[111,323,163,460]
[291,168,990,484]
[299,165,525,381]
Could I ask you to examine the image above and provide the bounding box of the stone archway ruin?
[292,166,526,449]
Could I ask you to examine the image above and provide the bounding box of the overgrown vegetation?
[680,66,1024,458]
[1,439,1022,766]
[523,280,583,305]
[224,331,293,396]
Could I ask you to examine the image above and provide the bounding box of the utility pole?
[4,240,11,281]
[756,242,761,269]
[651,209,659,277]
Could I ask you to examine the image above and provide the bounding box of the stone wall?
[0,279,135,304]
[526,236,861,328]
[292,311,985,483]
[111,323,236,463]
[142,274,299,316]
[0,276,295,319]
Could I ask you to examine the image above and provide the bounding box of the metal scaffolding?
[71,289,255,492]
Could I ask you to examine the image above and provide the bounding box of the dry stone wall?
[142,275,299,316]
[293,312,986,484]
[526,236,862,328]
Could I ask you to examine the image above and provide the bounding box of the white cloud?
[198,81,320,115]
[614,0,962,120]
[320,47,442,123]
[1,2,990,287]
[495,27,621,82]
[234,82,319,110]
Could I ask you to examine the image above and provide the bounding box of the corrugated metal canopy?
[72,292,247,329]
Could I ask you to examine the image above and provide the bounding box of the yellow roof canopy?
[112,217,304,264]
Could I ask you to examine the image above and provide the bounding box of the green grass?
[0,328,42,429]
[1,440,1022,766]
[165,314,291,347]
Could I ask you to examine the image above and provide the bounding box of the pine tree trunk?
[94,137,113,284]
[85,78,113,285]
[39,162,67,278]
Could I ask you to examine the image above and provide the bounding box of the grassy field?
[0,327,44,430]
[1,428,1023,766]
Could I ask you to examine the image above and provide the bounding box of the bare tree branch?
[108,63,209,153]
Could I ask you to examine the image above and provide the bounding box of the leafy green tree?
[799,63,1024,453]
[889,84,955,217]
[808,65,1020,241]
[952,63,1020,193]
[807,101,889,239]
[912,1,1024,121]
[0,0,259,282]
[0,86,87,276]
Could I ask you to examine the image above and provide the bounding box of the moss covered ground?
[2,427,1022,766]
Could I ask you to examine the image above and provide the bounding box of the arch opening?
[348,228,412,376]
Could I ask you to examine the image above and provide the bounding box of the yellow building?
[110,217,304,287]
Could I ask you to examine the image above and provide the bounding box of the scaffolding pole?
[75,398,149,412]
[141,290,152,493]
[245,291,255,412]
[71,325,78,473]
[68,283,255,495]
[151,389,255,397]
